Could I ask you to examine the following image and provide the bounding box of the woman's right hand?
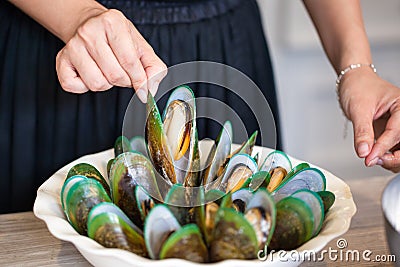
[56,9,167,102]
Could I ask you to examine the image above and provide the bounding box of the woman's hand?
[56,9,167,102]
[338,68,400,172]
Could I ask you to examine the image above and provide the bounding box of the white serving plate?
[33,144,356,267]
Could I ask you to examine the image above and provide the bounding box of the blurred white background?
[257,0,400,180]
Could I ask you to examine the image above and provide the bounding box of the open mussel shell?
[162,86,195,161]
[213,153,258,193]
[269,196,314,251]
[144,204,181,259]
[213,130,258,182]
[163,98,192,162]
[87,203,147,257]
[210,208,258,261]
[317,190,335,213]
[244,189,276,249]
[260,150,292,173]
[273,167,326,202]
[202,121,233,186]
[61,175,111,235]
[109,151,162,228]
[66,163,110,196]
[231,188,254,213]
[146,92,177,184]
[291,189,324,236]
[202,189,252,246]
[162,86,200,187]
[159,224,208,262]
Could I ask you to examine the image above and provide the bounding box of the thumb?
[351,110,375,158]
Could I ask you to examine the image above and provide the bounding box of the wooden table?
[0,176,396,266]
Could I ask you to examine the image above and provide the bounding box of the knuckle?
[355,128,370,139]
[102,9,124,27]
[155,62,168,75]
[65,37,81,55]
[160,62,168,71]
[107,9,124,18]
[107,71,126,85]
[88,79,109,91]
[131,77,146,89]
[120,56,137,72]
[143,43,155,54]
[59,78,76,93]
[77,23,92,40]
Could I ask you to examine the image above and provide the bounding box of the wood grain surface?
[0,176,396,266]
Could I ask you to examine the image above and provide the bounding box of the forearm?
[9,0,107,42]
[303,0,372,73]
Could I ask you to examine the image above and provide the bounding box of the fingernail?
[149,81,159,96]
[357,142,369,157]
[368,157,379,167]
[377,159,384,166]
[136,89,147,103]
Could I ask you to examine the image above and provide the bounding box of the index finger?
[381,150,400,173]
[104,11,148,93]
[366,105,400,166]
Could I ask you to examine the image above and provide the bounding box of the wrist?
[336,63,377,88]
[336,65,379,105]
[60,3,108,42]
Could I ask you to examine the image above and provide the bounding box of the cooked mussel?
[209,208,258,261]
[162,86,200,187]
[87,202,147,257]
[214,153,258,193]
[231,188,253,213]
[163,99,192,161]
[269,196,314,250]
[291,189,324,236]
[109,151,161,228]
[267,167,287,192]
[202,121,233,186]
[244,189,276,250]
[146,92,177,184]
[66,163,110,196]
[159,224,208,262]
[260,150,292,173]
[317,190,335,213]
[144,204,181,259]
[61,175,111,235]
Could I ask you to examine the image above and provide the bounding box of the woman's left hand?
[338,68,400,172]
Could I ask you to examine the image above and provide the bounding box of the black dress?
[0,0,281,213]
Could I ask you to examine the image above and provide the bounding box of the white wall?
[256,0,400,179]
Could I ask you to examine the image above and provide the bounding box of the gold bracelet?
[335,63,377,88]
